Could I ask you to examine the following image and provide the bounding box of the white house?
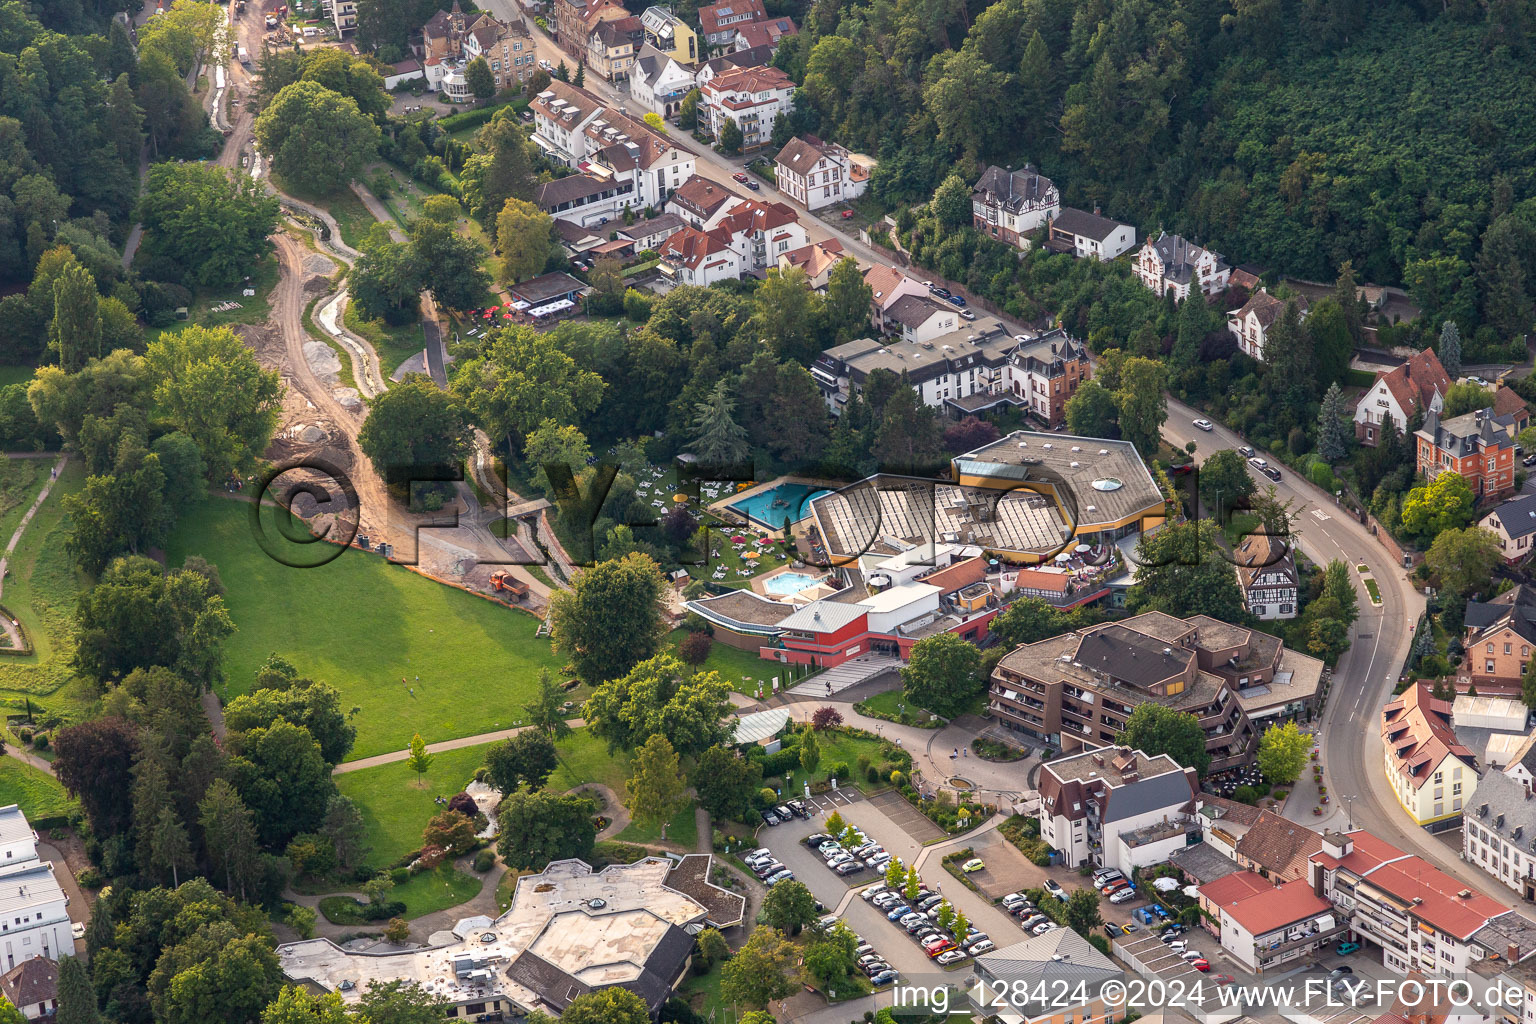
[0,958,56,1021]
[698,65,794,151]
[1133,232,1230,300]
[862,264,929,334]
[382,59,424,89]
[1232,529,1298,621]
[0,807,73,971]
[882,295,959,345]
[657,225,742,286]
[1482,493,1536,564]
[1308,830,1517,976]
[1198,873,1338,974]
[532,84,695,218]
[708,197,807,272]
[1352,347,1451,445]
[1226,289,1308,362]
[628,44,696,118]
[970,164,1059,249]
[772,135,872,211]
[1046,207,1136,261]
[530,81,605,165]
[1036,747,1198,873]
[1380,682,1478,829]
[1465,768,1536,900]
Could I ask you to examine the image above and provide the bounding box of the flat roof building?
[278,856,742,1019]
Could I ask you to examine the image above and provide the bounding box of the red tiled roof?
[1307,831,1507,941]
[659,225,733,269]
[919,556,987,595]
[698,0,765,36]
[715,197,798,235]
[863,264,915,306]
[702,64,794,98]
[1220,878,1332,936]
[1372,347,1450,421]
[669,174,735,219]
[1495,385,1529,420]
[1197,870,1272,907]
[733,16,795,49]
[1011,565,1070,595]
[1380,682,1474,788]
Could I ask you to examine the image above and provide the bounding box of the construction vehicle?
[489,571,529,601]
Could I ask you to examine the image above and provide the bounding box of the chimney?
[1093,204,1101,216]
[1510,943,1522,963]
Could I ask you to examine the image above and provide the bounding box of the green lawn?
[853,688,942,728]
[0,756,77,823]
[780,729,901,796]
[615,798,698,848]
[343,305,425,381]
[338,725,712,870]
[334,744,492,868]
[318,864,483,922]
[665,629,787,695]
[0,459,44,555]
[0,462,95,721]
[163,501,565,760]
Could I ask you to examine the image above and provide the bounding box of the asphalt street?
[1159,399,1536,913]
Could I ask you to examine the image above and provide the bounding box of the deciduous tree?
[357,374,471,495]
[1119,703,1209,776]
[485,730,558,793]
[1256,720,1310,784]
[1425,527,1500,598]
[495,789,596,869]
[145,325,282,481]
[552,555,667,686]
[495,199,552,284]
[900,632,982,717]
[720,927,800,1008]
[256,81,380,194]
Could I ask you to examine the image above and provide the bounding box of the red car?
[731,172,749,184]
[1190,960,1210,972]
[1100,880,1128,895]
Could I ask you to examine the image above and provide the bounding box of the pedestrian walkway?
[787,655,900,697]
[333,718,586,774]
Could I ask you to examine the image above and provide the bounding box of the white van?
[237,46,250,65]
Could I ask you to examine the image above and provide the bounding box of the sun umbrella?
[1054,552,1071,563]
[673,493,688,502]
[1153,877,1180,892]
[732,536,746,543]
[743,550,760,559]
[1075,543,1091,553]
[502,313,512,319]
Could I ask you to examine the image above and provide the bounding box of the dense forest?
[772,0,1536,334]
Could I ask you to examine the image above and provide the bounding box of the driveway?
[957,829,1036,900]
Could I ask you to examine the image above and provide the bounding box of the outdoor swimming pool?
[728,483,831,529]
[762,571,823,596]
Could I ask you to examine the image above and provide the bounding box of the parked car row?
[1000,891,1060,936]
[741,847,796,886]
[761,799,813,827]
[863,878,995,967]
[838,921,898,987]
[1158,922,1210,972]
[1092,867,1141,905]
[802,830,890,876]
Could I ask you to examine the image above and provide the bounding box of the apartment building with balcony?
[330,0,356,33]
[990,612,1316,772]
[1307,830,1532,976]
[698,65,794,151]
[1381,682,1479,829]
[1199,873,1340,973]
[1036,746,1198,872]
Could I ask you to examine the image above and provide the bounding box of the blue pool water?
[728,483,831,529]
[763,572,823,596]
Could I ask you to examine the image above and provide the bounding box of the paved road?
[1160,401,1536,910]
[332,718,586,773]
